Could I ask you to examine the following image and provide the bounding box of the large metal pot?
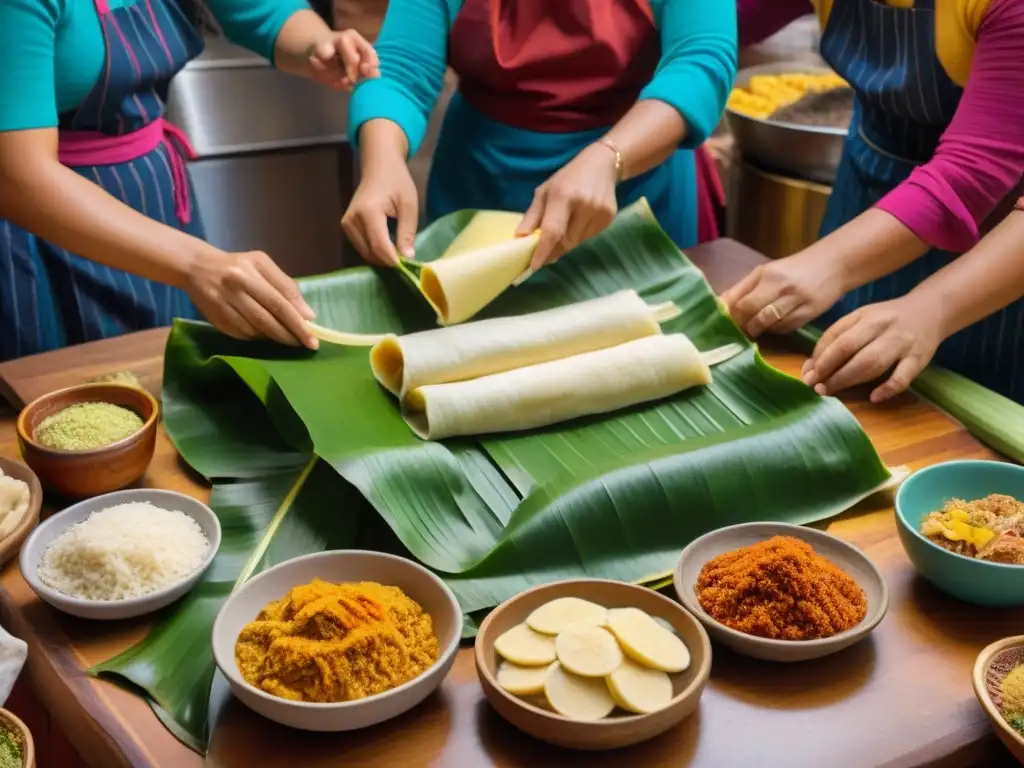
[725,61,848,184]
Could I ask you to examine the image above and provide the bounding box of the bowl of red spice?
[673,522,889,662]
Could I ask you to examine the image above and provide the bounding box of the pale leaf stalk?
[232,456,318,589]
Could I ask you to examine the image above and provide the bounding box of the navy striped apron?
[0,0,204,363]
[819,0,1024,401]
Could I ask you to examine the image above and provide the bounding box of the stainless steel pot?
[725,61,848,185]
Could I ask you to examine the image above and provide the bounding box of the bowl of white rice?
[19,488,220,620]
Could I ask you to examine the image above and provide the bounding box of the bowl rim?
[972,634,1024,748]
[474,577,713,726]
[673,521,890,649]
[0,706,35,765]
[894,459,1024,572]
[0,456,43,560]
[19,488,221,608]
[16,382,159,457]
[212,549,464,711]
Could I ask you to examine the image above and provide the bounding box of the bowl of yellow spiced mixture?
[17,382,158,497]
[212,550,462,731]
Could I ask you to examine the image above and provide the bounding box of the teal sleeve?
[0,0,61,132]
[346,0,454,157]
[641,0,738,148]
[204,0,310,63]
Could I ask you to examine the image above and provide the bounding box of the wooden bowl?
[0,458,42,567]
[16,383,158,498]
[475,579,712,751]
[674,522,889,662]
[0,707,36,768]
[973,635,1024,764]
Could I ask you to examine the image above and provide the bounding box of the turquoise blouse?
[0,0,307,132]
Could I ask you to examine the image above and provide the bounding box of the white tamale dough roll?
[403,334,712,440]
[370,290,662,398]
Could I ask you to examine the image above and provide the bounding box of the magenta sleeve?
[875,0,1024,253]
[737,0,812,48]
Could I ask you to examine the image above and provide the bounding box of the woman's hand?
[721,250,846,337]
[342,158,419,267]
[515,143,619,277]
[801,296,941,402]
[184,250,319,349]
[307,30,380,91]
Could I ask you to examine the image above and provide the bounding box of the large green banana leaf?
[95,201,891,752]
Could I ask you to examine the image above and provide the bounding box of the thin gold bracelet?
[598,136,625,183]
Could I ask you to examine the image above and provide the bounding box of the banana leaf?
[95,201,891,751]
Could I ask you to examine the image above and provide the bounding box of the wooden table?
[0,240,1019,768]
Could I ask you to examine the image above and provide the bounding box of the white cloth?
[0,624,27,706]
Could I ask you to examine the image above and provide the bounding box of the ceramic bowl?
[0,457,43,566]
[212,550,462,732]
[0,707,35,768]
[475,579,712,751]
[973,635,1024,764]
[895,460,1024,607]
[17,382,158,498]
[20,488,220,620]
[674,522,889,662]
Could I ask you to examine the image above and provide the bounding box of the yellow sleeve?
[936,0,994,86]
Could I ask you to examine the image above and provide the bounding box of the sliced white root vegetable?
[526,597,608,635]
[650,302,682,323]
[544,662,617,721]
[607,607,691,673]
[494,623,557,666]
[497,661,553,696]
[555,625,623,678]
[606,658,673,714]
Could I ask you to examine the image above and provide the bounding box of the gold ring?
[767,303,784,322]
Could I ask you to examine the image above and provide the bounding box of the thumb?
[516,192,544,237]
[395,192,419,259]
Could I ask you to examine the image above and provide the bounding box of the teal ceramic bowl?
[895,460,1024,607]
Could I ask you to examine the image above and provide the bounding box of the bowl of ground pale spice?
[673,522,889,662]
[17,383,158,498]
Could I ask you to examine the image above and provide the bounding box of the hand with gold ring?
[721,250,846,338]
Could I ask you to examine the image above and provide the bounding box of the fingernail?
[803,372,817,387]
[814,383,827,396]
[308,337,319,350]
[402,247,415,259]
[512,268,533,287]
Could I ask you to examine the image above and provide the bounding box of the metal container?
[727,162,831,260]
[725,61,848,185]
[165,37,355,276]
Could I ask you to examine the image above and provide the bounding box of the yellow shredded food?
[727,71,848,118]
[235,579,440,703]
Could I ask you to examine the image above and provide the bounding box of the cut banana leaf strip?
[792,325,1024,463]
[96,200,894,753]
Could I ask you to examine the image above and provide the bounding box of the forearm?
[0,147,210,289]
[272,9,335,78]
[602,100,687,181]
[816,208,931,293]
[357,118,410,171]
[910,210,1024,339]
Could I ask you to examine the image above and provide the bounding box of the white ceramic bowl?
[20,488,221,620]
[674,522,889,662]
[212,550,463,732]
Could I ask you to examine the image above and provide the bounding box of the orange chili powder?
[695,535,867,641]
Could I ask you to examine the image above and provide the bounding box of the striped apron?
[0,0,204,363]
[818,0,1024,401]
[428,0,701,249]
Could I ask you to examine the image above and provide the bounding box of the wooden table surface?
[0,240,1019,768]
